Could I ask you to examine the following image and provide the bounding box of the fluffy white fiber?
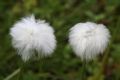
[69,22,110,60]
[10,15,56,61]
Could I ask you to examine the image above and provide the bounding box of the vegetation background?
[0,0,120,80]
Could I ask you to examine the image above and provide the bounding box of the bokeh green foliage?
[0,0,120,80]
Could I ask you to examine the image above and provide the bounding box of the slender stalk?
[81,62,86,80]
[3,61,26,80]
[92,47,110,80]
[4,68,21,80]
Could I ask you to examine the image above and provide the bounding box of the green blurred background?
[0,0,120,80]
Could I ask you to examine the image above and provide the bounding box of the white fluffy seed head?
[69,22,110,61]
[10,15,56,61]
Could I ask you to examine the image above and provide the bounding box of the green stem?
[93,47,110,80]
[4,68,21,80]
[81,61,86,80]
[3,61,26,80]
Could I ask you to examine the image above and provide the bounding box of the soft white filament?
[10,15,56,61]
[69,22,110,60]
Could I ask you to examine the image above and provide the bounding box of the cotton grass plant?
[69,22,111,80]
[6,15,56,80]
